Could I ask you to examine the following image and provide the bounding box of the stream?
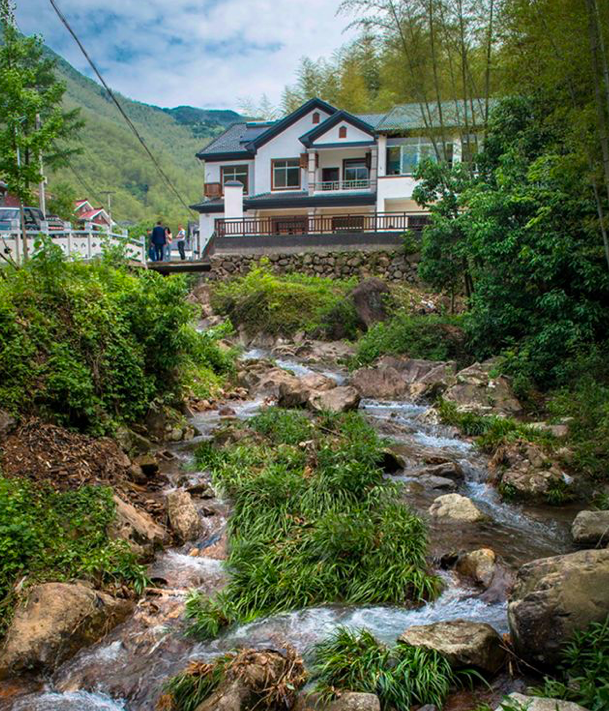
[5,349,577,711]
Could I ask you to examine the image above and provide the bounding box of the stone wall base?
[207,250,420,283]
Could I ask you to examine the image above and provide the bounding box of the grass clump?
[0,243,233,434]
[0,476,147,636]
[187,409,440,639]
[310,626,474,710]
[159,647,306,711]
[210,263,359,339]
[532,616,609,711]
[352,311,467,368]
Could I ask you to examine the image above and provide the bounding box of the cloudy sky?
[16,0,355,110]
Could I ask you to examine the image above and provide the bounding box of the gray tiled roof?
[198,123,251,156]
[354,113,387,128]
[377,99,497,131]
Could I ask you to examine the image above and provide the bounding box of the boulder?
[309,386,361,414]
[429,494,485,523]
[444,360,522,417]
[571,510,609,547]
[114,426,153,456]
[398,619,506,675]
[418,475,457,491]
[278,380,312,408]
[349,278,391,328]
[508,549,609,667]
[108,495,169,557]
[0,409,16,439]
[238,362,301,399]
[194,680,251,711]
[330,692,381,711]
[380,448,406,474]
[456,548,497,588]
[166,489,202,542]
[133,453,160,477]
[300,373,337,392]
[0,583,132,677]
[496,694,590,711]
[350,366,409,399]
[415,462,464,482]
[491,442,568,503]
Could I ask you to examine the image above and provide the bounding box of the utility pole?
[36,114,46,216]
[104,191,115,229]
[14,127,28,262]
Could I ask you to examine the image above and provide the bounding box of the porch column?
[377,135,387,177]
[308,207,317,233]
[307,150,317,195]
[224,181,244,219]
[369,145,378,187]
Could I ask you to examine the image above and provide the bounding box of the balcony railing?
[216,212,430,238]
[312,179,373,192]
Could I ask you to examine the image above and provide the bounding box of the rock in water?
[398,619,506,675]
[0,583,132,677]
[166,489,202,542]
[350,366,409,399]
[508,549,609,667]
[443,360,522,417]
[108,494,169,558]
[456,548,497,588]
[496,694,590,711]
[194,680,251,711]
[428,494,485,522]
[308,386,361,413]
[571,510,609,547]
[350,278,391,328]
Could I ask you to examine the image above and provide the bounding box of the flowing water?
[3,349,577,711]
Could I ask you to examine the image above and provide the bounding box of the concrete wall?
[313,122,372,145]
[206,248,420,284]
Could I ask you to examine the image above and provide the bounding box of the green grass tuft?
[187,409,440,638]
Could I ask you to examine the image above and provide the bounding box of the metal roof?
[377,99,496,131]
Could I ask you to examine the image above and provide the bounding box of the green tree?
[46,180,77,222]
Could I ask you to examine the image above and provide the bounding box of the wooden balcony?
[215,211,425,238]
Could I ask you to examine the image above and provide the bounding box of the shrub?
[532,616,609,711]
[0,248,232,433]
[186,409,440,639]
[210,263,359,339]
[352,311,467,368]
[0,476,147,635]
[310,627,474,711]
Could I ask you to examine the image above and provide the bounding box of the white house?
[191,97,484,252]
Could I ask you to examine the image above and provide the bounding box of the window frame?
[385,137,454,176]
[271,158,302,191]
[220,164,249,194]
[342,158,369,184]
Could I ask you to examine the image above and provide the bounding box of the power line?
[48,0,196,216]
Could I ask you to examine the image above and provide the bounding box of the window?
[312,112,320,124]
[461,134,479,165]
[343,159,369,187]
[220,164,249,194]
[271,159,301,190]
[386,138,454,176]
[339,126,347,138]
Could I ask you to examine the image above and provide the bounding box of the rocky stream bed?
[0,337,605,711]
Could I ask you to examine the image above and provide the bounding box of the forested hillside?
[44,46,242,225]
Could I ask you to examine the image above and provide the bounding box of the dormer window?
[312,112,320,124]
[339,126,347,138]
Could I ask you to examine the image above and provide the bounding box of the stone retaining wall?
[207,250,421,283]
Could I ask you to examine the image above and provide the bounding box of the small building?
[191,97,486,255]
[74,199,113,230]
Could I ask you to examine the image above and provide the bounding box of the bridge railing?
[0,225,146,265]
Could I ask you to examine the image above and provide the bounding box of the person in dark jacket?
[151,221,166,262]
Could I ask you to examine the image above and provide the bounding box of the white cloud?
[15,0,356,109]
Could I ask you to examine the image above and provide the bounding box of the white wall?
[255,108,332,194]
[376,176,418,211]
[313,122,372,145]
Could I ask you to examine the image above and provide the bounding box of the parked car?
[0,206,66,232]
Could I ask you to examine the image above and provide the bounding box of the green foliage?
[187,409,439,639]
[0,2,83,206]
[162,656,231,711]
[436,400,552,454]
[352,311,465,368]
[533,616,609,711]
[0,476,147,634]
[46,181,78,222]
[210,264,359,339]
[548,345,609,480]
[0,249,233,433]
[310,627,471,711]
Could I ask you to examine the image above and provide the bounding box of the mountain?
[45,45,244,226]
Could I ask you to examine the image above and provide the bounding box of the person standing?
[164,228,173,261]
[176,224,186,260]
[150,221,166,262]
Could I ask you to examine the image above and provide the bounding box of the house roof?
[191,190,376,213]
[299,110,375,147]
[78,208,110,221]
[377,99,496,132]
[196,123,252,160]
